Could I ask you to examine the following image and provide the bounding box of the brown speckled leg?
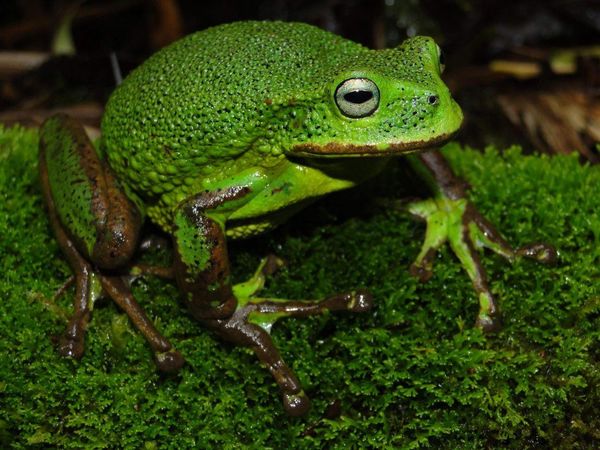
[202,289,373,416]
[468,207,557,264]
[408,151,557,331]
[40,143,98,358]
[57,249,96,358]
[39,116,183,371]
[207,313,308,416]
[100,275,184,372]
[251,290,373,319]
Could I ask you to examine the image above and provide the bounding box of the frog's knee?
[92,212,141,269]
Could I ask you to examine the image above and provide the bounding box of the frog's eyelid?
[334,78,380,118]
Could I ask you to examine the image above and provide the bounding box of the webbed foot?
[408,196,556,331]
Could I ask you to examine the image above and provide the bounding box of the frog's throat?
[290,132,456,157]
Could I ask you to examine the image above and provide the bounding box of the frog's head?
[289,36,463,157]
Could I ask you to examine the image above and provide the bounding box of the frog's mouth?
[290,131,456,157]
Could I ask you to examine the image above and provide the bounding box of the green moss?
[1,124,598,448]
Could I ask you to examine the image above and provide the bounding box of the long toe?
[58,335,84,359]
[283,390,311,417]
[155,349,186,373]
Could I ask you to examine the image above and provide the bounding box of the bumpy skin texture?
[42,115,141,269]
[101,21,461,231]
[41,21,554,416]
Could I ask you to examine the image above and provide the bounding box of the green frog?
[39,21,555,416]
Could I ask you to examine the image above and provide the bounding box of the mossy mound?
[0,125,598,448]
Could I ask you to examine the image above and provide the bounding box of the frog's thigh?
[39,120,98,359]
[40,114,141,269]
[40,116,184,369]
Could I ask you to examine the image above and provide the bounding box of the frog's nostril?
[428,95,439,105]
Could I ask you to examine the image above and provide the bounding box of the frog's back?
[144,21,360,103]
[102,22,363,198]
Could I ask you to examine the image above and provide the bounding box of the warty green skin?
[101,20,462,234]
[40,21,556,416]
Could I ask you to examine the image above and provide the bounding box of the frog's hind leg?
[42,198,100,359]
[40,182,182,370]
[39,114,183,371]
[99,275,184,371]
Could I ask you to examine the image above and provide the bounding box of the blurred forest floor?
[0,0,598,160]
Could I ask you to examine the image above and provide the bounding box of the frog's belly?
[225,198,315,239]
[225,156,390,225]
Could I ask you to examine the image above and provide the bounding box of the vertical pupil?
[344,90,373,104]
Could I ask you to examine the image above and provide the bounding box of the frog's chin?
[290,132,456,157]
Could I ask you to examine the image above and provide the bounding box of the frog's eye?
[334,78,380,118]
[436,44,446,73]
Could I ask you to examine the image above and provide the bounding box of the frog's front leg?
[173,193,373,416]
[407,150,557,331]
[39,114,184,371]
